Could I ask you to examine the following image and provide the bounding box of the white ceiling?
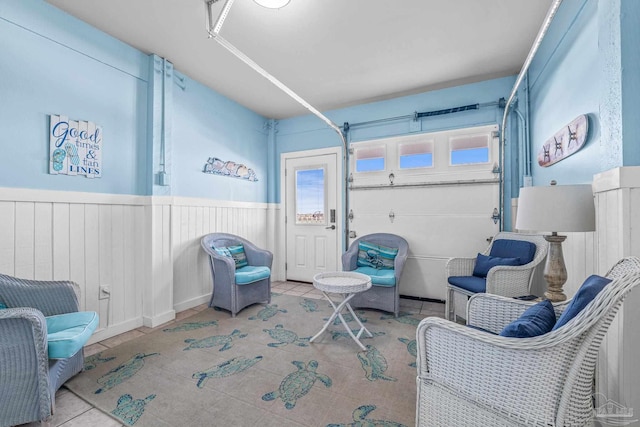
[46,0,552,120]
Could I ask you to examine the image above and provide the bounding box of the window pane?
[451,147,489,165]
[296,168,325,224]
[356,157,385,172]
[400,153,433,168]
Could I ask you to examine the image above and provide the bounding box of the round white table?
[309,271,374,350]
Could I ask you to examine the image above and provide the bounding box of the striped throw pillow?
[356,241,398,270]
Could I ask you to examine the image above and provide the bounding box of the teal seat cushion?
[46,311,99,359]
[235,265,271,285]
[354,266,396,287]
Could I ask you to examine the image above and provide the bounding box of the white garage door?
[348,124,500,300]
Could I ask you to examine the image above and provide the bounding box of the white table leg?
[310,292,371,350]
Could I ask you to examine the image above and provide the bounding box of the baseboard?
[174,294,211,313]
[86,317,144,345]
[143,310,176,328]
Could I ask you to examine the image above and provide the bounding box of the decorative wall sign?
[49,115,102,178]
[203,157,258,182]
[537,114,588,167]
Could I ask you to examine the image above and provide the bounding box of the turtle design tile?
[162,320,218,332]
[357,345,396,382]
[331,329,385,341]
[248,304,287,321]
[262,360,332,409]
[183,329,247,351]
[299,298,319,312]
[84,352,116,371]
[397,337,417,367]
[111,393,156,426]
[327,404,408,427]
[192,355,263,388]
[263,324,311,347]
[95,353,159,394]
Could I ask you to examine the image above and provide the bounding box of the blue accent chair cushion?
[356,241,398,270]
[354,266,396,286]
[214,244,249,269]
[235,265,271,285]
[500,300,556,338]
[472,253,522,278]
[489,239,537,265]
[447,276,486,293]
[46,311,99,359]
[552,275,612,330]
[0,300,6,309]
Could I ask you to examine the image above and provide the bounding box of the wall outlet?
[99,285,111,300]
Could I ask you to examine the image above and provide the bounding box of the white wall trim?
[0,187,145,205]
[143,310,176,328]
[174,294,211,313]
[87,317,144,345]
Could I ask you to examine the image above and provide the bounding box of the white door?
[284,151,340,282]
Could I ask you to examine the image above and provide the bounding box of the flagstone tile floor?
[20,281,444,427]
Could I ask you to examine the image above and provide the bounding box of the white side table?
[309,271,373,350]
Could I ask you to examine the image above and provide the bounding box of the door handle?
[325,225,336,230]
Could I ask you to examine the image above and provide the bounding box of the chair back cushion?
[552,275,612,330]
[472,253,521,278]
[356,241,398,270]
[489,239,537,265]
[214,244,248,269]
[46,311,99,359]
[500,300,556,338]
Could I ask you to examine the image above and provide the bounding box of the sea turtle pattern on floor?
[111,393,156,426]
[95,353,159,394]
[331,329,385,341]
[263,324,311,347]
[192,355,263,388]
[162,320,219,332]
[323,310,368,325]
[248,304,287,321]
[327,404,408,427]
[84,352,116,371]
[397,337,417,367]
[183,329,247,351]
[262,360,332,409]
[380,312,420,326]
[357,345,397,382]
[300,298,319,312]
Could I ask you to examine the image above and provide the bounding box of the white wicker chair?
[416,256,640,427]
[445,232,548,321]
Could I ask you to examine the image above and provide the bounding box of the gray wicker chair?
[445,231,548,321]
[0,274,87,427]
[416,256,640,427]
[342,233,409,317]
[201,233,273,317]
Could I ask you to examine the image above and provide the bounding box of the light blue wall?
[0,0,149,195]
[171,74,269,202]
[527,0,640,187]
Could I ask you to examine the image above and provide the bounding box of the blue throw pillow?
[356,241,398,270]
[552,275,612,330]
[500,299,556,338]
[213,245,248,269]
[472,253,521,278]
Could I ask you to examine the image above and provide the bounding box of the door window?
[295,167,326,224]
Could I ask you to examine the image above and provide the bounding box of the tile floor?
[20,281,444,427]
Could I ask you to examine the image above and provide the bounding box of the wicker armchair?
[342,233,409,317]
[445,231,548,321]
[0,274,88,427]
[201,233,273,317]
[416,256,640,427]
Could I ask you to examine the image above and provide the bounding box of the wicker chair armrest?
[0,274,80,316]
[416,316,579,424]
[0,307,52,420]
[341,242,360,271]
[445,257,476,277]
[241,241,273,268]
[484,266,535,297]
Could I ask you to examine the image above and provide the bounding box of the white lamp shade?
[516,184,595,232]
[254,0,290,8]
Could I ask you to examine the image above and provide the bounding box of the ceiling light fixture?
[253,0,290,9]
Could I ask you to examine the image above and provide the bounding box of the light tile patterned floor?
[20,281,444,427]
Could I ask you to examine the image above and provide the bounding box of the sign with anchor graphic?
[537,114,588,167]
[49,114,102,178]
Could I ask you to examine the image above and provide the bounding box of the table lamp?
[515,181,595,302]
